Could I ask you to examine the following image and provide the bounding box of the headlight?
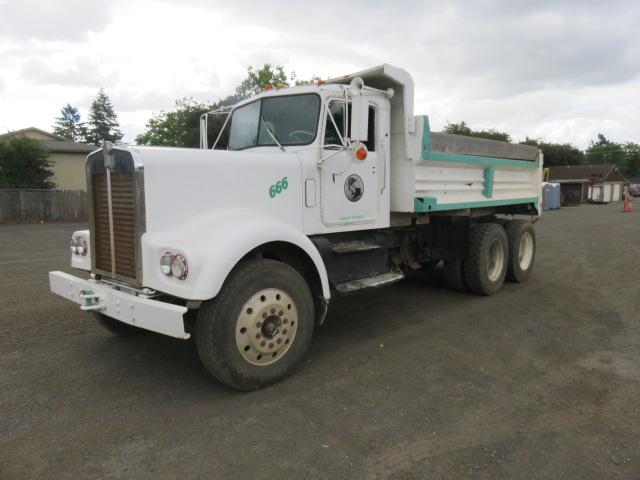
[70,237,78,254]
[77,238,87,256]
[171,254,188,280]
[160,253,173,276]
[70,236,87,255]
[160,252,188,280]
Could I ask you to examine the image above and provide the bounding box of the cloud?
[20,56,118,87]
[0,0,639,147]
[0,0,113,41]
[201,0,640,95]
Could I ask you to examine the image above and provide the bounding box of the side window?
[323,101,376,151]
[324,101,346,147]
[365,106,376,152]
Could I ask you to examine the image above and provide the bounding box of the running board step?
[334,272,404,294]
[331,241,383,255]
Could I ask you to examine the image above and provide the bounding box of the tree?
[52,103,86,142]
[622,142,640,178]
[585,134,625,167]
[520,137,585,167]
[443,121,511,142]
[135,98,214,148]
[234,64,288,101]
[85,89,123,146]
[0,136,54,188]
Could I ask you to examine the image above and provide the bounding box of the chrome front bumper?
[49,271,189,339]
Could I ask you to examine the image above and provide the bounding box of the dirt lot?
[1,202,639,479]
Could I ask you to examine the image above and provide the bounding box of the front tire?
[464,223,508,296]
[196,258,314,391]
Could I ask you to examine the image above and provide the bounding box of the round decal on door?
[344,174,364,202]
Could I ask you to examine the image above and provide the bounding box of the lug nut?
[277,338,282,344]
[262,312,267,318]
[271,308,276,314]
[261,341,266,347]
[256,333,261,339]
[278,310,283,316]
[256,322,262,328]
[283,319,288,324]
[269,343,274,349]
[282,329,288,335]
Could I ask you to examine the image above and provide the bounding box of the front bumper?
[49,271,190,339]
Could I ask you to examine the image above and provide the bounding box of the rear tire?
[443,259,467,292]
[196,258,315,391]
[93,312,146,337]
[464,223,508,296]
[505,220,536,282]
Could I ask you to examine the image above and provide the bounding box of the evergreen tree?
[85,89,123,146]
[52,103,86,142]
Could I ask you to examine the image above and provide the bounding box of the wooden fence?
[0,189,88,222]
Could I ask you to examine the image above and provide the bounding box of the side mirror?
[350,91,369,142]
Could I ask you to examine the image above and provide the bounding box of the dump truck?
[50,64,542,390]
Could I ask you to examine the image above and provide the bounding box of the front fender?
[141,209,330,301]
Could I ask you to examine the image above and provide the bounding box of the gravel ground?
[1,202,639,479]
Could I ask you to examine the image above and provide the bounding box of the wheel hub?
[518,232,534,270]
[262,315,281,338]
[235,288,298,366]
[486,238,505,282]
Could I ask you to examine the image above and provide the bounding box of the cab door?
[319,100,379,226]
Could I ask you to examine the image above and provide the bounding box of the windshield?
[228,94,320,150]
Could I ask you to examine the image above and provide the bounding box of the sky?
[0,0,639,148]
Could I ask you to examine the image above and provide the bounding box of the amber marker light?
[264,83,273,90]
[356,146,368,161]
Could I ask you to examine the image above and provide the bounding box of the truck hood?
[128,146,304,234]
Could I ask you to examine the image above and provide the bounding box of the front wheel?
[196,258,314,391]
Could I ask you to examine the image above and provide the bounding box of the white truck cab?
[50,64,542,390]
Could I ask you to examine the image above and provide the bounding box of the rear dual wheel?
[464,223,509,296]
[504,220,536,282]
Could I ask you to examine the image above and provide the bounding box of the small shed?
[547,164,630,205]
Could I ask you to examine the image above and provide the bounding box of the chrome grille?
[87,149,145,285]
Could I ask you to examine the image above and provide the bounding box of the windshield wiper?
[260,116,285,151]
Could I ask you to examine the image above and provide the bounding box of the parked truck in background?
[50,64,542,390]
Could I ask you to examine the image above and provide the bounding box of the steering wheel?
[289,130,314,143]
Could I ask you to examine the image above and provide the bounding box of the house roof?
[0,127,63,140]
[0,127,94,154]
[40,140,95,153]
[548,164,628,183]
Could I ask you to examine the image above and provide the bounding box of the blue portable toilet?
[550,183,561,209]
[541,183,553,211]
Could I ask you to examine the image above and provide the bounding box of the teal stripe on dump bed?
[414,196,539,213]
[483,166,495,198]
[420,115,539,169]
